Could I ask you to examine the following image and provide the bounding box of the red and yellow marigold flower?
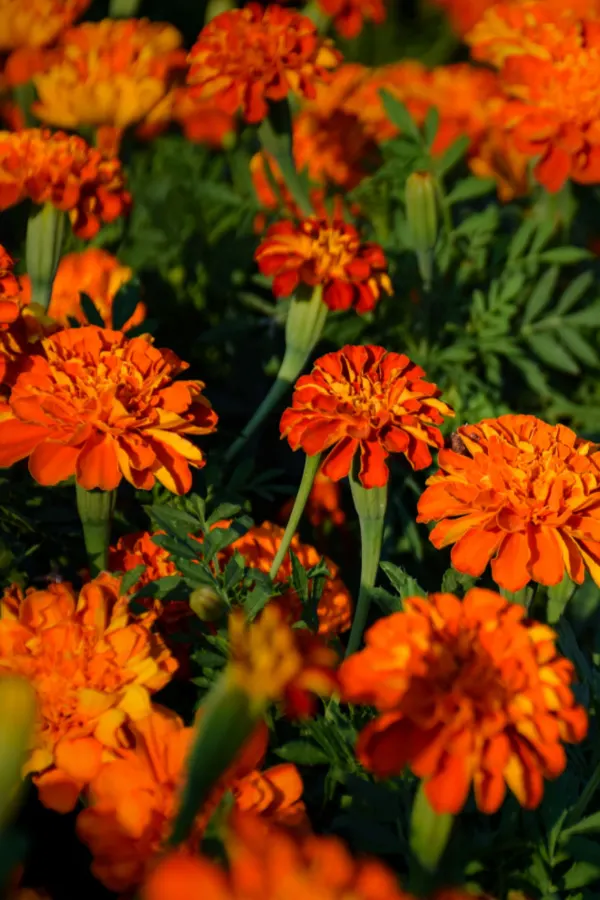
[0,246,21,327]
[20,249,144,331]
[0,0,89,50]
[0,574,177,814]
[256,213,392,314]
[0,129,131,239]
[317,0,387,39]
[417,414,600,593]
[340,588,588,814]
[0,325,218,494]
[76,707,306,892]
[281,345,454,489]
[32,19,187,131]
[187,3,341,125]
[227,605,338,717]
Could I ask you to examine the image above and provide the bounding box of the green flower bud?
[190,586,226,622]
[405,171,439,288]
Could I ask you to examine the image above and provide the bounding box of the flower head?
[318,0,387,39]
[20,249,144,331]
[417,414,600,593]
[0,325,218,494]
[0,574,177,813]
[227,605,338,717]
[33,19,187,131]
[256,214,392,314]
[187,3,341,125]
[340,588,588,814]
[0,246,22,327]
[0,129,131,239]
[281,345,454,489]
[76,707,304,891]
[0,0,89,50]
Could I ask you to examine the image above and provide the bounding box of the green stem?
[408,782,454,893]
[303,0,331,32]
[269,452,321,579]
[109,0,142,14]
[345,470,387,657]
[205,0,235,20]
[258,100,313,218]
[75,485,116,577]
[25,203,66,312]
[13,81,38,128]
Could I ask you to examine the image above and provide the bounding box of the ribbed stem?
[345,470,387,657]
[258,99,313,217]
[25,203,66,312]
[269,452,321,579]
[75,485,116,577]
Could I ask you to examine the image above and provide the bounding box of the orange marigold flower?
[111,530,178,593]
[0,129,131,239]
[19,249,144,331]
[0,325,218,493]
[187,3,341,125]
[173,87,236,147]
[428,0,498,35]
[280,345,454,489]
[256,214,392,314]
[227,605,338,717]
[317,0,387,39]
[0,0,89,50]
[33,19,187,131]
[0,574,177,814]
[224,521,352,637]
[0,245,21,326]
[417,414,600,593]
[340,588,588,814]
[76,707,305,892]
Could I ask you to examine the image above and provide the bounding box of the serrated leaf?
[191,650,227,669]
[379,90,422,143]
[522,266,559,326]
[289,549,309,601]
[559,328,599,367]
[446,177,495,205]
[565,304,600,327]
[423,106,439,149]
[526,333,579,374]
[538,247,593,265]
[206,503,242,527]
[111,278,141,331]
[508,217,537,262]
[555,271,594,314]
[436,135,469,175]
[149,504,201,539]
[119,564,145,594]
[80,292,104,327]
[380,561,426,599]
[440,568,477,594]
[275,741,329,765]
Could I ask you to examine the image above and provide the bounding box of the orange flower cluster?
[0,0,89,51]
[32,19,188,132]
[0,326,218,493]
[318,0,387,39]
[77,708,306,891]
[20,249,145,331]
[0,574,177,814]
[256,213,392,314]
[281,345,454,488]
[418,415,600,593]
[340,588,588,814]
[0,129,131,239]
[187,4,341,124]
[467,3,600,191]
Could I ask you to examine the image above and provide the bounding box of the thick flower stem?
[269,452,321,579]
[76,485,117,577]
[345,471,387,657]
[303,0,331,31]
[408,782,454,893]
[225,285,327,463]
[258,99,313,218]
[25,202,66,312]
[109,0,142,15]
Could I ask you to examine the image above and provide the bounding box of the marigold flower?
[0,574,177,814]
[187,4,341,125]
[281,345,454,489]
[173,87,236,147]
[0,246,21,326]
[0,0,89,50]
[224,521,352,637]
[20,249,144,331]
[227,605,338,717]
[76,707,305,891]
[0,326,218,493]
[0,129,131,239]
[256,214,392,314]
[318,0,387,39]
[417,414,600,592]
[340,588,588,814]
[33,19,188,131]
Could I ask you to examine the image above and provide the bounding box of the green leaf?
[440,568,477,594]
[423,106,440,149]
[379,89,422,143]
[111,278,141,331]
[538,247,593,265]
[559,328,599,367]
[561,811,600,841]
[565,304,600,327]
[380,561,426,599]
[119,564,145,594]
[547,575,577,625]
[410,782,453,873]
[526,333,579,374]
[206,503,242,527]
[522,266,559,326]
[275,741,329,765]
[436,135,469,176]
[508,217,537,262]
[446,177,495,205]
[79,292,104,327]
[289,549,309,602]
[149,504,201,539]
[555,271,594,314]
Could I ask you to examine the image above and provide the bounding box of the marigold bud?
[190,586,226,622]
[405,170,438,288]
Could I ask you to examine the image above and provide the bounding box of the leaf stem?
[269,452,321,579]
[257,100,313,218]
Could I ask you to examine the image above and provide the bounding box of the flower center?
[311,225,359,278]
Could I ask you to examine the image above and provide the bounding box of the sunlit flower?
[280,468,346,530]
[224,521,352,637]
[468,122,531,201]
[256,213,392,314]
[417,415,600,592]
[340,588,588,814]
[0,246,21,326]
[76,707,305,891]
[0,325,218,494]
[172,87,236,147]
[33,19,187,131]
[19,249,145,331]
[0,129,131,239]
[281,345,454,489]
[111,531,178,593]
[0,0,89,51]
[227,605,338,717]
[428,0,499,35]
[318,0,386,39]
[187,4,341,125]
[0,574,177,813]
